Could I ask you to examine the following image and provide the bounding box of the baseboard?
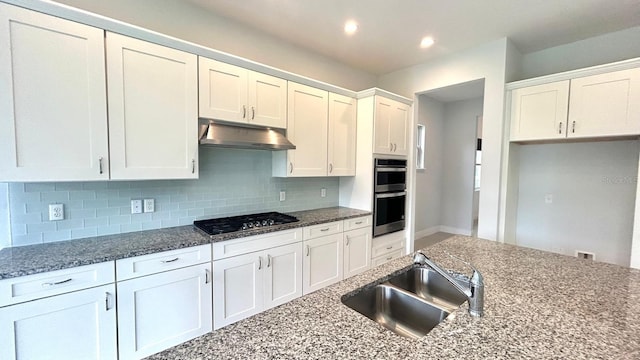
[414,226,440,239]
[439,226,472,236]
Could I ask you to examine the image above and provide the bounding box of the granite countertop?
[147,236,640,360]
[0,206,370,280]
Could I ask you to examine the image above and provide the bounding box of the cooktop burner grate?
[193,212,299,235]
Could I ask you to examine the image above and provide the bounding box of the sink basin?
[341,266,468,338]
[341,283,451,339]
[387,267,467,310]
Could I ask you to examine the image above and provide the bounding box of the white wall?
[440,98,483,235]
[515,140,639,267]
[378,38,511,241]
[53,0,376,90]
[520,26,640,80]
[413,96,445,237]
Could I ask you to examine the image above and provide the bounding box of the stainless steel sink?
[387,267,467,310]
[341,266,467,338]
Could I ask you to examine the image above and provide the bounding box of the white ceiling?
[185,0,640,75]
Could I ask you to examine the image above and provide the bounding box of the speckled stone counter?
[147,236,640,360]
[207,207,371,242]
[0,206,370,279]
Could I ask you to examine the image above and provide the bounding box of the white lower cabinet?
[302,233,344,295]
[116,261,212,360]
[343,227,372,279]
[371,231,406,267]
[213,242,302,329]
[0,284,117,360]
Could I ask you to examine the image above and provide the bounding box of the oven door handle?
[375,168,406,172]
[375,191,407,199]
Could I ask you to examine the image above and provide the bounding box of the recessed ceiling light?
[420,36,435,48]
[344,21,358,35]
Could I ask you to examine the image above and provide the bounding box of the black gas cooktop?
[193,212,299,235]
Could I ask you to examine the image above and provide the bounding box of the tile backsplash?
[6,148,339,247]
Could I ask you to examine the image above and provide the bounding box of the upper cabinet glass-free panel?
[106,32,199,180]
[0,3,109,181]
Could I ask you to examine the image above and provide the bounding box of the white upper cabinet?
[107,32,199,180]
[510,81,570,141]
[0,3,109,182]
[510,67,640,142]
[328,93,357,176]
[568,68,640,138]
[373,96,410,156]
[199,58,287,128]
[273,82,329,177]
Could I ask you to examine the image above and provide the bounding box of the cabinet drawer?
[213,228,302,261]
[0,262,115,307]
[116,245,211,281]
[343,216,372,231]
[371,250,404,267]
[303,221,343,240]
[371,235,405,259]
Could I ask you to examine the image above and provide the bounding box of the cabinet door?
[0,284,117,360]
[199,57,248,123]
[328,93,357,176]
[0,3,109,181]
[117,263,212,360]
[568,68,640,138]
[343,227,372,279]
[249,72,287,128]
[287,82,329,176]
[107,32,198,180]
[510,81,570,141]
[264,243,303,310]
[303,233,343,295]
[389,100,410,156]
[373,96,393,154]
[213,252,264,329]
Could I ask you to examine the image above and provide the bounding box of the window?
[416,124,426,169]
[474,139,482,190]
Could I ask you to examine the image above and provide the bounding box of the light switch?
[131,199,143,214]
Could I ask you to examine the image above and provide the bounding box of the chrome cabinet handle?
[346,236,350,246]
[572,121,576,133]
[320,228,330,232]
[289,162,293,174]
[99,157,103,174]
[329,163,333,173]
[390,142,393,151]
[192,159,195,174]
[251,106,255,120]
[386,246,393,250]
[258,256,263,270]
[161,257,179,263]
[306,245,310,256]
[355,221,363,225]
[105,292,112,311]
[558,122,563,134]
[243,105,246,119]
[386,256,393,260]
[42,278,72,287]
[205,269,211,284]
[394,143,397,152]
[267,255,272,268]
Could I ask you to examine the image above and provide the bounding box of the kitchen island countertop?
[148,235,640,359]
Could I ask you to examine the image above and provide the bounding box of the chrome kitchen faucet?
[413,251,484,317]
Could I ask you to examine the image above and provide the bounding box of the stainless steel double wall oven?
[373,158,407,237]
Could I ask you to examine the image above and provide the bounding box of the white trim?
[0,183,10,249]
[439,226,473,236]
[506,57,640,90]
[356,88,413,104]
[414,227,441,239]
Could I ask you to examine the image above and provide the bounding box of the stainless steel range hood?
[198,120,295,150]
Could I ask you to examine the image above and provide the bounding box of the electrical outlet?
[321,188,326,197]
[576,251,595,260]
[143,199,155,213]
[49,204,64,221]
[131,199,143,214]
[544,194,553,204]
[279,191,286,202]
